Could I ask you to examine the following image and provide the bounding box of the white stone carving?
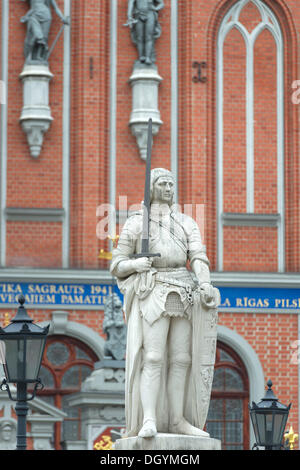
[99,406,125,423]
[82,365,125,392]
[0,418,17,450]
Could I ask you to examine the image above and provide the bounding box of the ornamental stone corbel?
[19,65,53,158]
[129,65,163,160]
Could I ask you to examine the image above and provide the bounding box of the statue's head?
[150,168,174,205]
[103,293,124,333]
[0,420,15,442]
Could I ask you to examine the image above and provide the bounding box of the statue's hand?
[62,16,70,25]
[20,14,29,23]
[200,282,214,303]
[125,16,137,27]
[132,257,153,273]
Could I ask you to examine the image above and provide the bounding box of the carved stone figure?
[111,168,220,439]
[20,0,69,64]
[0,419,17,450]
[103,293,127,361]
[126,0,164,65]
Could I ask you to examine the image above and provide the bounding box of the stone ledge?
[115,433,221,451]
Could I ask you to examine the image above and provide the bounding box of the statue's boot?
[137,41,146,63]
[168,360,210,438]
[170,418,210,438]
[145,40,153,65]
[138,355,162,438]
[138,418,157,438]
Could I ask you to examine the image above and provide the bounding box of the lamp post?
[0,295,49,450]
[249,379,291,450]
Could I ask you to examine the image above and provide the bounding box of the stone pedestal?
[19,64,53,158]
[115,434,221,451]
[129,64,163,160]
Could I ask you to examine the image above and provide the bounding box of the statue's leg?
[135,21,146,62]
[37,20,51,61]
[138,316,170,438]
[144,13,156,64]
[168,316,209,437]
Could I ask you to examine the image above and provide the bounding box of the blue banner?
[0,282,121,309]
[0,282,299,312]
[218,286,300,311]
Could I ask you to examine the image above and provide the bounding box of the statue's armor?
[112,210,209,325]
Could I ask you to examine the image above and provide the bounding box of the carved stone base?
[115,433,221,451]
[19,64,53,158]
[129,64,163,160]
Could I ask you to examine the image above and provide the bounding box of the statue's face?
[1,425,12,441]
[113,294,122,307]
[152,176,174,205]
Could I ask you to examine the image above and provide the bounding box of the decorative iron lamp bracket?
[0,377,44,402]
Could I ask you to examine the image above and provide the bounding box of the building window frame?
[35,335,98,450]
[207,341,250,449]
[216,0,285,272]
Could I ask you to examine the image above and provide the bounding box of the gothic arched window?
[35,336,98,450]
[206,341,250,449]
[216,0,284,272]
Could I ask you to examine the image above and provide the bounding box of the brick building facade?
[0,0,299,450]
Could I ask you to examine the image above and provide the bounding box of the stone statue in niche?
[20,0,69,64]
[103,293,127,361]
[126,0,164,65]
[19,0,70,159]
[111,168,220,439]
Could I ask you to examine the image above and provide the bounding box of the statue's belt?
[155,273,197,304]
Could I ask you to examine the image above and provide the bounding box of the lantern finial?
[18,295,25,306]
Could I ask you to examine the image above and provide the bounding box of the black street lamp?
[249,379,291,450]
[0,295,49,450]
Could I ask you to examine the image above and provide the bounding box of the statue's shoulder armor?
[122,210,143,235]
[172,211,195,227]
[128,210,143,218]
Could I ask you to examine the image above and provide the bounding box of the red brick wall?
[69,0,110,270]
[254,28,278,214]
[223,226,278,272]
[6,221,62,267]
[4,0,300,271]
[5,0,65,268]
[223,28,247,214]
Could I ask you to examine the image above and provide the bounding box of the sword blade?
[130,119,160,260]
[47,23,65,60]
[141,119,152,253]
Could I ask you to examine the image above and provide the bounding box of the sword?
[131,119,161,260]
[47,18,69,60]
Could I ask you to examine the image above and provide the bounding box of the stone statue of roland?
[111,168,220,439]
